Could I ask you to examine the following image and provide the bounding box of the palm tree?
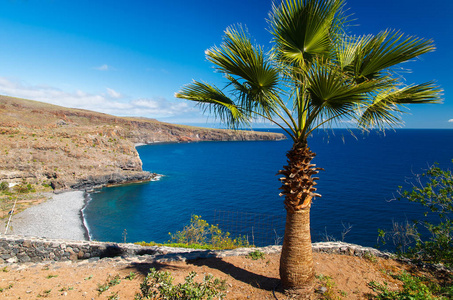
[175,0,442,291]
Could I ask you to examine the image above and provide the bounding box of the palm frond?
[357,82,442,128]
[206,25,281,115]
[357,98,402,129]
[391,82,443,104]
[291,61,384,137]
[175,81,249,128]
[269,0,346,65]
[354,30,435,80]
[335,34,373,71]
[305,62,385,108]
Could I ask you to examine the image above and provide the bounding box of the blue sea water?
[83,129,453,249]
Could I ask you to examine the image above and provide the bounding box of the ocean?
[83,129,453,250]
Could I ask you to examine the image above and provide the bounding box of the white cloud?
[106,87,122,99]
[448,119,453,123]
[94,64,113,71]
[0,77,193,119]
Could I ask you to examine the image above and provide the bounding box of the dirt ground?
[0,251,413,299]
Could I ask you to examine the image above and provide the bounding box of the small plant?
[135,268,227,300]
[37,289,52,297]
[108,291,120,300]
[46,274,58,279]
[315,274,337,299]
[84,275,93,280]
[0,284,13,292]
[97,274,121,295]
[97,283,110,294]
[14,179,35,194]
[0,182,9,192]
[125,272,136,280]
[368,271,442,300]
[109,274,121,286]
[363,252,378,263]
[1,266,8,272]
[247,250,265,260]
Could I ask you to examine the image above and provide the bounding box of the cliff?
[0,95,285,190]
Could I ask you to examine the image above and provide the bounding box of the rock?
[6,257,18,263]
[51,180,66,190]
[315,286,328,294]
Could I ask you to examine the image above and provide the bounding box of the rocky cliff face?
[0,96,285,190]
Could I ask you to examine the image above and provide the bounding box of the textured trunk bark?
[280,208,314,288]
[278,143,321,290]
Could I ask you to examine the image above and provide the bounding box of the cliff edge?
[0,95,285,190]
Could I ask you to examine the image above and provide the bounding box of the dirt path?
[0,252,406,299]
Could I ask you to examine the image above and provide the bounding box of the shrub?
[246,250,265,260]
[0,182,9,192]
[368,271,453,300]
[168,215,250,250]
[135,215,250,250]
[14,180,36,194]
[379,160,453,268]
[135,268,227,300]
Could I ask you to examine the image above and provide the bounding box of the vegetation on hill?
[0,95,283,219]
[0,95,284,191]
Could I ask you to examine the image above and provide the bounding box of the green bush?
[368,271,452,299]
[246,250,265,260]
[168,215,250,250]
[135,268,227,300]
[135,241,214,250]
[135,215,250,250]
[0,182,9,192]
[13,180,36,194]
[379,160,453,269]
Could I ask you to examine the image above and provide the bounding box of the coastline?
[5,191,89,241]
[80,191,92,241]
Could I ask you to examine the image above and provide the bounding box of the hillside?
[0,95,285,191]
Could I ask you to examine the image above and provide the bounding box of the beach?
[5,191,88,241]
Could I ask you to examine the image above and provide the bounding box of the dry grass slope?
[0,95,284,215]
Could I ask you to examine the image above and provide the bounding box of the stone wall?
[0,234,391,264]
[0,235,162,264]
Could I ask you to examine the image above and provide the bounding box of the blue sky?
[0,0,451,128]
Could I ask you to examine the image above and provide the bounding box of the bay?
[83,129,453,249]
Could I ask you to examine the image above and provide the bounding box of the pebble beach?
[5,191,88,241]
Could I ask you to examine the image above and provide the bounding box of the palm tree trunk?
[280,208,314,288]
[278,143,321,289]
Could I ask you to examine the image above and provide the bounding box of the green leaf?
[358,82,442,128]
[175,81,249,128]
[354,30,435,80]
[269,0,347,65]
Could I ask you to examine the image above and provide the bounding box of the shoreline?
[80,191,92,241]
[5,191,89,241]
